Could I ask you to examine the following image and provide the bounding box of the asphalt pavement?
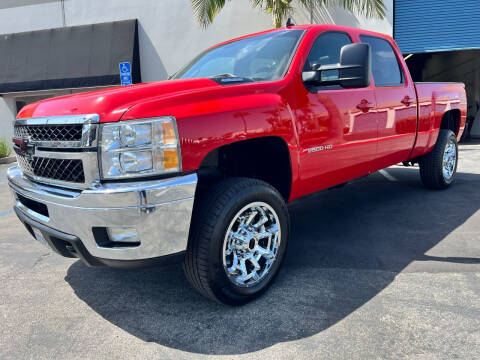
[0,143,479,359]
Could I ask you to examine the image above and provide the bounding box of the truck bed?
[410,82,467,159]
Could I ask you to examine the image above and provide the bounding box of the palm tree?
[191,0,386,29]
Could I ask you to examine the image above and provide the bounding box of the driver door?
[296,31,377,195]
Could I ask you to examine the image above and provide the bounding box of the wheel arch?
[440,109,461,136]
[196,136,293,201]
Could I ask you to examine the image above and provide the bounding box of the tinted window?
[360,35,404,87]
[304,32,352,71]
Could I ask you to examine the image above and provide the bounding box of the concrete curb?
[0,156,16,165]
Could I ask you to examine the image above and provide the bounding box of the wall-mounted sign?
[119,62,132,86]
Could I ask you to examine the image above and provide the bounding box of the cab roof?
[209,24,393,50]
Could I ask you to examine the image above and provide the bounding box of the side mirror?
[302,43,371,88]
[338,43,371,88]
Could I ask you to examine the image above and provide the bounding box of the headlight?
[100,117,181,179]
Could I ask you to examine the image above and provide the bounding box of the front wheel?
[183,178,289,305]
[419,129,458,189]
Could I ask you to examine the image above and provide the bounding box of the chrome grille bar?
[14,114,99,149]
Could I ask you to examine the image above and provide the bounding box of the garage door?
[394,0,480,54]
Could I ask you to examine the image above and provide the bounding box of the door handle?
[401,96,413,106]
[356,99,374,113]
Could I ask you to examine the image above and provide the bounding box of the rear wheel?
[419,129,458,189]
[183,177,289,305]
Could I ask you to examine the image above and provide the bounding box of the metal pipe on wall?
[60,0,66,26]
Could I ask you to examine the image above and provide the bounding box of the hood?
[17,78,222,122]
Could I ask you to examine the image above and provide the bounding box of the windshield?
[172,30,304,82]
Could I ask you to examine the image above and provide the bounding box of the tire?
[183,177,289,305]
[419,129,458,190]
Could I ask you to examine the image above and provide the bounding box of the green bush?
[0,139,11,158]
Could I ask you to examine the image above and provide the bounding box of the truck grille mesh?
[16,154,85,183]
[14,124,83,142]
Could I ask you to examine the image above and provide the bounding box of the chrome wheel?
[222,202,281,287]
[443,138,457,180]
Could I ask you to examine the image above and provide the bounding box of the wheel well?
[197,137,292,200]
[440,109,460,136]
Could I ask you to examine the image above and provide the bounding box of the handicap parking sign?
[119,62,132,86]
[121,75,132,85]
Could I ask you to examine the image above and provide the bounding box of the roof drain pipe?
[61,0,66,27]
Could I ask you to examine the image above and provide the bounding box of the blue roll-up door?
[395,0,480,54]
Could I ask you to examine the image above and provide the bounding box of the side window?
[360,35,404,87]
[304,32,352,71]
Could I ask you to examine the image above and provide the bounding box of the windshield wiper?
[210,73,256,84]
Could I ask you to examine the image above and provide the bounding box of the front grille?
[14,115,99,188]
[14,124,83,142]
[16,154,85,183]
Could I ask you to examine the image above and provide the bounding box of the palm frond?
[251,0,294,27]
[191,0,227,28]
[191,0,386,29]
[298,0,386,19]
[338,0,386,19]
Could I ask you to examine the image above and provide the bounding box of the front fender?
[121,90,299,175]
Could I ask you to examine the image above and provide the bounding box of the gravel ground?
[0,143,479,359]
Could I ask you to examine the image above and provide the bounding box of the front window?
[172,30,304,83]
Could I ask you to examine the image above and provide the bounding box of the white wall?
[0,96,16,144]
[0,0,64,32]
[64,0,278,81]
[292,2,393,36]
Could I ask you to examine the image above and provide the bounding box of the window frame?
[360,35,406,88]
[302,31,354,91]
[303,31,354,71]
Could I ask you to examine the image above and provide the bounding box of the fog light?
[107,227,139,243]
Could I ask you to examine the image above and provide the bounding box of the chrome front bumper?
[7,165,197,266]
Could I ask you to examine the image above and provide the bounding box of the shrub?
[0,139,11,158]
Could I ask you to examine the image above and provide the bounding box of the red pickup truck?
[8,24,466,305]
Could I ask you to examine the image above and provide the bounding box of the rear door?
[296,31,377,194]
[360,35,417,169]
